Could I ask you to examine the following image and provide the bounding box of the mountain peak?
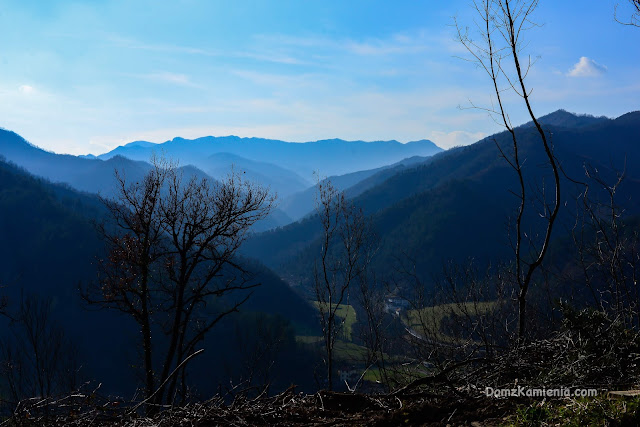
[406,139,441,149]
[522,109,609,129]
[613,111,640,126]
[123,140,157,149]
[314,138,348,144]
[0,128,37,150]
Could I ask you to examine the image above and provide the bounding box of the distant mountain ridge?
[279,154,434,221]
[0,129,155,197]
[0,131,292,231]
[205,152,311,198]
[97,135,443,179]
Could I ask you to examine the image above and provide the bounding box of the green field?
[406,300,497,343]
[296,302,360,362]
[312,301,357,341]
[332,340,369,362]
[297,299,440,387]
[295,335,369,361]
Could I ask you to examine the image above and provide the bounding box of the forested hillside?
[242,111,640,289]
[0,157,320,395]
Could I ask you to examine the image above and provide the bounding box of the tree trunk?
[518,290,526,340]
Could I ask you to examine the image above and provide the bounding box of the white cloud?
[567,57,607,77]
[429,130,485,149]
[18,84,35,94]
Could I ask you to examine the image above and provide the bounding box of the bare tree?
[571,164,640,327]
[353,271,391,391]
[0,294,80,405]
[456,0,561,340]
[314,178,372,390]
[83,157,274,408]
[615,0,640,27]
[88,158,169,404]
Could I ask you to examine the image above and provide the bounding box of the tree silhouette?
[456,0,561,340]
[83,157,274,409]
[314,177,373,390]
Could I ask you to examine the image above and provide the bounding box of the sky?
[0,0,638,155]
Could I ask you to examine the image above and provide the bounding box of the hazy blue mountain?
[98,135,443,179]
[253,206,294,232]
[205,152,311,198]
[0,130,292,230]
[279,154,434,221]
[241,111,640,288]
[121,140,158,149]
[0,130,175,197]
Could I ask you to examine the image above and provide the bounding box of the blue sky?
[0,0,638,154]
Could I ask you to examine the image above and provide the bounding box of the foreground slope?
[0,157,318,393]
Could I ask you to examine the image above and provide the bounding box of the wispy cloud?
[148,72,197,87]
[107,35,218,57]
[109,34,314,66]
[235,51,310,65]
[231,69,326,90]
[107,29,439,72]
[567,57,607,77]
[253,30,437,58]
[18,84,36,94]
[126,71,202,88]
[344,34,431,56]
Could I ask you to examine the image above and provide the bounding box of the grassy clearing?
[406,301,497,343]
[296,302,362,365]
[312,301,357,341]
[294,336,369,363]
[333,340,369,362]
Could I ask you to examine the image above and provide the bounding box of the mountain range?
[1,108,638,394]
[240,110,640,290]
[96,135,442,180]
[0,131,443,229]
